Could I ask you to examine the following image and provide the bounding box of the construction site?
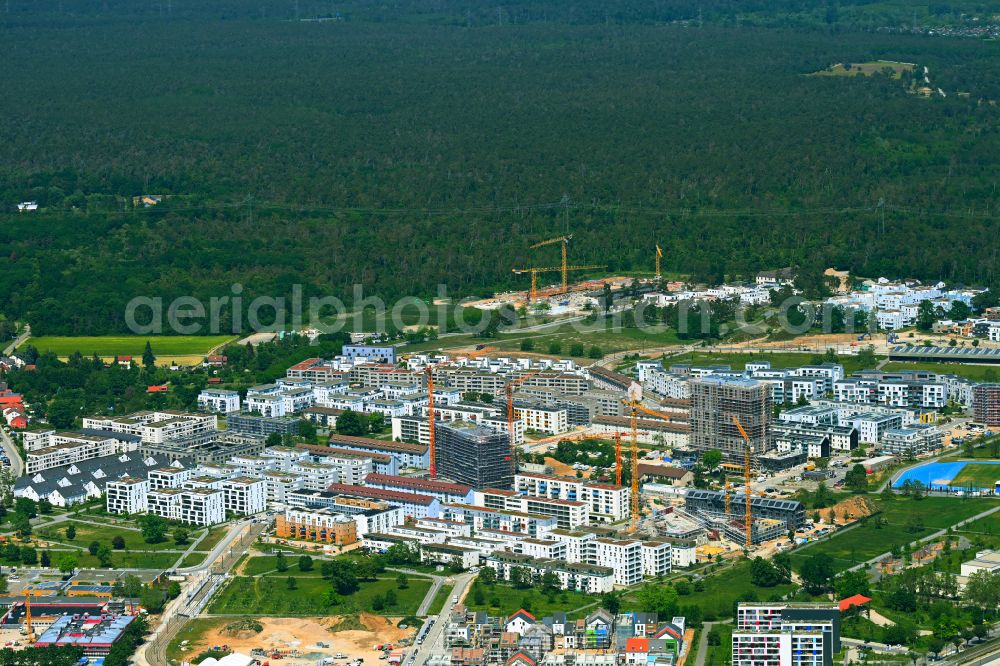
[468,234,664,312]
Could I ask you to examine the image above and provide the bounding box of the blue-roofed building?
[34,613,136,656]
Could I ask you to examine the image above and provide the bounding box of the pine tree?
[142,340,156,368]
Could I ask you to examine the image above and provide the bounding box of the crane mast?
[427,367,436,478]
[732,415,754,550]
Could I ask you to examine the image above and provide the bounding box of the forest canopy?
[0,1,998,334]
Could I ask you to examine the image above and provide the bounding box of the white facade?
[105,477,149,515]
[197,389,241,414]
[641,541,672,577]
[594,538,642,586]
[223,477,267,515]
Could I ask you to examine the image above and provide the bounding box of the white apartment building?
[262,470,304,504]
[846,412,904,443]
[879,426,943,457]
[197,389,241,414]
[549,529,598,564]
[594,538,642,586]
[26,434,119,474]
[642,368,691,400]
[520,537,569,560]
[105,477,149,515]
[513,404,569,435]
[148,466,196,490]
[223,476,267,515]
[291,461,350,491]
[179,488,226,525]
[83,411,217,445]
[514,473,631,523]
[245,394,287,418]
[641,541,672,578]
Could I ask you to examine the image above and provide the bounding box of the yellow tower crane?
[512,265,606,302]
[731,416,754,550]
[529,235,573,292]
[622,385,680,534]
[655,244,663,280]
[24,588,34,644]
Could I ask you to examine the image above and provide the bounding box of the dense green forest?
[0,1,998,334]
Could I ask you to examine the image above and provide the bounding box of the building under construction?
[689,377,773,460]
[683,489,805,545]
[436,421,514,490]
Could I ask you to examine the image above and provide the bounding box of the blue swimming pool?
[893,460,1000,491]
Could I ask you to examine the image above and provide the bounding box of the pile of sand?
[823,495,877,525]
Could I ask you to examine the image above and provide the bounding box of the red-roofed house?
[506,652,536,666]
[505,610,536,635]
[116,355,133,367]
[146,385,169,393]
[839,594,872,613]
[624,638,650,665]
[3,408,27,429]
[0,392,24,410]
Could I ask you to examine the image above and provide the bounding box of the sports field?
[949,463,1000,490]
[29,335,236,361]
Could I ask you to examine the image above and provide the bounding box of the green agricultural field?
[949,464,1000,489]
[790,496,999,572]
[29,335,237,358]
[208,575,430,616]
[464,581,596,619]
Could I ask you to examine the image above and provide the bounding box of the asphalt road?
[0,426,23,477]
[407,571,476,666]
[2,325,29,357]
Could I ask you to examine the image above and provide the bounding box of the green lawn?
[672,560,797,621]
[194,526,230,553]
[702,623,733,666]
[35,520,179,551]
[239,555,322,576]
[669,350,876,375]
[46,548,180,571]
[882,361,1000,383]
[180,552,208,568]
[790,495,999,572]
[949,464,1000,489]
[403,321,682,356]
[208,575,430,616]
[427,583,455,615]
[166,618,229,663]
[28,335,237,357]
[463,581,596,619]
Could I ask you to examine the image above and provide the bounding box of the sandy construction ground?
[184,614,416,665]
